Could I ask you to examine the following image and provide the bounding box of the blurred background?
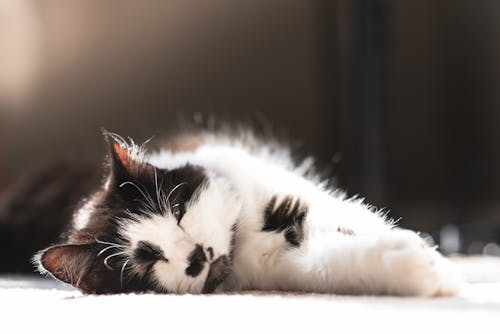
[1,0,500,256]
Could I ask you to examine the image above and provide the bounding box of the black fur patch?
[134,241,167,262]
[262,195,308,247]
[185,244,207,277]
[35,134,209,294]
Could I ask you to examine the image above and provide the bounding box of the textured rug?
[1,256,499,333]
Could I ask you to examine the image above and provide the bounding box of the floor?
[1,256,499,333]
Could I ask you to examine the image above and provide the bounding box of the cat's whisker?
[172,191,182,209]
[161,190,169,215]
[120,259,130,289]
[75,272,83,291]
[165,182,187,209]
[132,199,155,213]
[119,181,156,209]
[97,245,124,257]
[153,167,163,214]
[126,266,139,285]
[95,237,123,248]
[103,251,127,270]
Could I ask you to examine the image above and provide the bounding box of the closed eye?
[172,204,184,224]
[134,241,168,262]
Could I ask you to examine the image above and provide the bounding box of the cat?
[33,129,462,296]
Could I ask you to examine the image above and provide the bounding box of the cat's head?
[34,131,241,294]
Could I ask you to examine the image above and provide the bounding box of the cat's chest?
[226,225,291,290]
[225,195,312,290]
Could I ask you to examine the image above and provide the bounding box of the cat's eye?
[172,204,183,223]
[134,241,167,262]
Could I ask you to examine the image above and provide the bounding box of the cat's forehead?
[118,177,236,240]
[120,214,180,249]
[74,161,209,233]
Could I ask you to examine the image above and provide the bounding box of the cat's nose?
[185,244,207,277]
[190,244,207,263]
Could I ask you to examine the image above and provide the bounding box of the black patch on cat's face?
[102,131,207,220]
[134,241,167,262]
[37,132,209,294]
[185,244,207,277]
[262,195,308,247]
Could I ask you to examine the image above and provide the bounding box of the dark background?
[1,0,500,254]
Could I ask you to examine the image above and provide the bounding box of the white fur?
[115,134,462,296]
[118,175,241,293]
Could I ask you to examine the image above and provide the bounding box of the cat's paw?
[262,195,308,247]
[374,230,463,297]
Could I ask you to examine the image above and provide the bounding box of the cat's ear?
[102,129,155,185]
[34,243,120,294]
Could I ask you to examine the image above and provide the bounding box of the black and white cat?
[34,130,462,296]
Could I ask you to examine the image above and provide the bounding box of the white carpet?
[1,256,499,333]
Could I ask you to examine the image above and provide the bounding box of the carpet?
[1,256,499,333]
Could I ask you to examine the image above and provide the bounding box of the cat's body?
[34,130,462,296]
